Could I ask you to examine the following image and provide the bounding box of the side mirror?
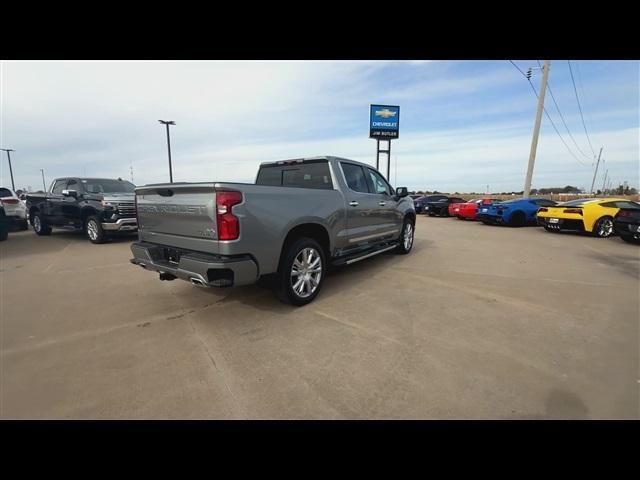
[62,189,78,198]
[396,187,409,198]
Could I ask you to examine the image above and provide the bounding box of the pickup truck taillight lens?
[617,210,634,217]
[563,208,582,215]
[216,191,242,240]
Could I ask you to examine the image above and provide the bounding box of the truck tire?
[396,217,414,254]
[85,216,107,244]
[32,212,52,236]
[276,237,326,306]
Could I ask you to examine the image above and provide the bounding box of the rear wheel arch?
[279,223,331,269]
[509,210,526,227]
[28,206,39,223]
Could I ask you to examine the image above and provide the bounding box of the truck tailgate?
[136,183,219,254]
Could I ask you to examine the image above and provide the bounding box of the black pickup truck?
[26,177,138,243]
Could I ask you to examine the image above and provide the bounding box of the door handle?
[349,201,359,207]
[379,201,386,206]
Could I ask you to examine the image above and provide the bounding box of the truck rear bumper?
[130,241,258,287]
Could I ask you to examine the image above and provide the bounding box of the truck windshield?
[81,179,136,194]
[256,161,333,190]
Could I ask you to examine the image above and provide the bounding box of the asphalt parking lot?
[1,216,638,419]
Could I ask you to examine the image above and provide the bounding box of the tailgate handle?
[157,189,174,197]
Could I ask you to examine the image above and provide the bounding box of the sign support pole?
[387,140,391,181]
[369,105,399,182]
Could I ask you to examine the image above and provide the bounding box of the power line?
[508,60,589,167]
[508,60,528,78]
[537,60,592,160]
[567,60,596,157]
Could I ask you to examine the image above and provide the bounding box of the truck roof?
[53,177,132,181]
[259,156,375,170]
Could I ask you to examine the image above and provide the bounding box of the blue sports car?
[476,198,557,227]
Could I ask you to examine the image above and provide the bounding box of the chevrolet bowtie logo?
[375,108,397,119]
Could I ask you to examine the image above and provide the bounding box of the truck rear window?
[256,161,333,190]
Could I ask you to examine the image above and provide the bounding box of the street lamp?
[158,120,176,183]
[1,148,15,191]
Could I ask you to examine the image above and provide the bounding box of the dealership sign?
[369,104,400,139]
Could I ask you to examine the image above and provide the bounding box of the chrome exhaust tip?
[190,277,206,287]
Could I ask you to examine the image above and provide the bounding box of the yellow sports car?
[536,197,636,238]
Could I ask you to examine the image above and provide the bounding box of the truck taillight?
[617,210,633,217]
[216,191,242,240]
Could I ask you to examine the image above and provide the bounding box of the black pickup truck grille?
[116,202,136,217]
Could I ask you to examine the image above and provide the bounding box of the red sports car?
[454,198,501,220]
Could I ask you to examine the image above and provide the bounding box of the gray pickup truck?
[130,156,415,305]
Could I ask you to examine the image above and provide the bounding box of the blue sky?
[1,60,638,193]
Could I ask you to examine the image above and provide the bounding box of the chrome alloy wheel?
[404,222,414,250]
[597,218,614,237]
[290,247,322,298]
[87,219,99,241]
[33,215,41,232]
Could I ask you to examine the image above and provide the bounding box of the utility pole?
[589,147,603,194]
[523,60,551,199]
[158,120,175,183]
[1,148,16,191]
[40,169,47,191]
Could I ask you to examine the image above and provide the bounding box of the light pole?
[1,148,15,191]
[40,169,46,191]
[158,120,176,183]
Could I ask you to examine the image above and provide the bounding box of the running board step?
[331,242,398,266]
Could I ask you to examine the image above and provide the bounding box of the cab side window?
[51,179,67,194]
[341,163,370,194]
[66,179,78,191]
[366,168,392,196]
